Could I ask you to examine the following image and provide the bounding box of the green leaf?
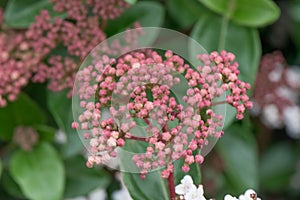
[33,124,56,141]
[166,0,205,28]
[64,155,111,198]
[10,142,65,200]
[122,170,169,200]
[200,0,280,27]
[125,0,137,5]
[216,124,259,192]
[191,9,261,129]
[47,90,83,157]
[4,0,66,28]
[105,1,164,36]
[0,93,45,141]
[1,170,26,199]
[260,143,296,192]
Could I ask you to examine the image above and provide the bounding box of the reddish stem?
[127,135,148,142]
[211,100,227,106]
[168,172,176,200]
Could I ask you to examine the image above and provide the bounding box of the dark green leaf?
[216,124,259,192]
[47,90,83,157]
[166,0,205,28]
[64,155,111,198]
[33,124,56,141]
[4,0,66,28]
[10,142,65,200]
[0,93,45,141]
[1,170,26,199]
[200,0,280,27]
[122,171,169,200]
[105,1,164,36]
[260,143,296,191]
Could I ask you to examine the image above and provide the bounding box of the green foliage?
[200,0,280,27]
[167,0,205,28]
[64,155,111,198]
[105,1,164,36]
[0,159,2,178]
[216,124,259,193]
[10,142,65,200]
[4,0,66,28]
[47,90,83,157]
[260,142,297,192]
[0,93,45,141]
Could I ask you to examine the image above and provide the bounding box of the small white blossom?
[262,104,282,128]
[268,64,283,82]
[184,185,206,200]
[224,194,238,200]
[175,175,196,195]
[283,106,300,139]
[286,66,300,88]
[239,189,261,200]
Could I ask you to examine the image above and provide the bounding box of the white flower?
[262,104,282,128]
[283,106,300,139]
[286,66,300,88]
[275,86,298,103]
[175,175,196,195]
[239,189,261,200]
[184,185,206,200]
[224,194,238,200]
[88,188,106,200]
[268,63,283,82]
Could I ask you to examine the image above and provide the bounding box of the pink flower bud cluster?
[0,1,130,107]
[73,50,253,179]
[0,9,38,107]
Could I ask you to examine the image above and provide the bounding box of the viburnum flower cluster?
[72,49,253,180]
[175,175,261,200]
[0,0,129,107]
[252,51,300,138]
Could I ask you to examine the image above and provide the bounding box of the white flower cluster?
[175,175,261,200]
[175,175,206,200]
[224,189,261,200]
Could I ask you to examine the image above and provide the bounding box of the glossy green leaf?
[105,1,164,36]
[10,142,65,200]
[0,93,45,141]
[47,90,83,157]
[1,170,26,199]
[33,124,56,141]
[260,143,296,191]
[216,124,259,192]
[125,0,137,5]
[200,0,280,27]
[64,155,111,198]
[4,0,66,28]
[191,9,260,129]
[167,0,205,28]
